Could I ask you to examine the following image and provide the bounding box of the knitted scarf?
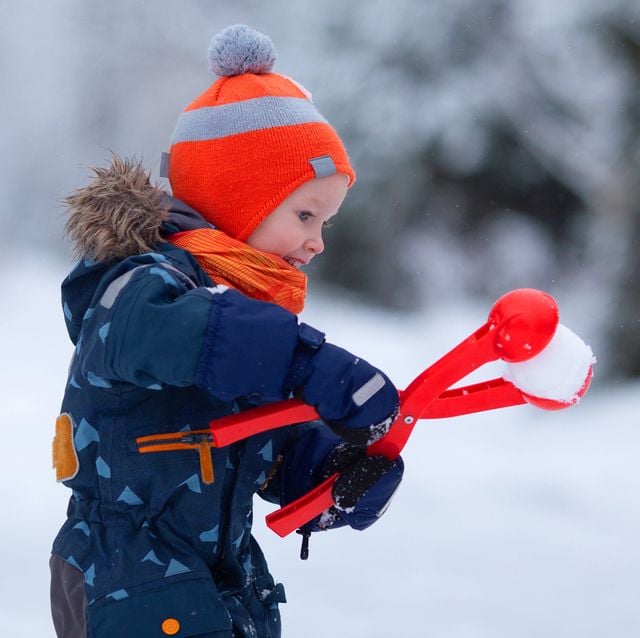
[168,228,307,314]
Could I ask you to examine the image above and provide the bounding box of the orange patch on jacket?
[52,413,79,482]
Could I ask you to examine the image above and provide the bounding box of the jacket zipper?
[136,430,216,484]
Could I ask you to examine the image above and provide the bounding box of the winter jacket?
[52,162,403,638]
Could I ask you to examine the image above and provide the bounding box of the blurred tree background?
[1,0,638,379]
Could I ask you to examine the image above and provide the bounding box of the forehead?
[288,173,349,206]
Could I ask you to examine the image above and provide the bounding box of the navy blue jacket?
[52,233,402,637]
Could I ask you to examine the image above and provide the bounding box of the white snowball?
[503,324,595,403]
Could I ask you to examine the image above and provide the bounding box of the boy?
[51,25,403,638]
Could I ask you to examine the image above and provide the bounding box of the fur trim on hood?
[65,155,168,262]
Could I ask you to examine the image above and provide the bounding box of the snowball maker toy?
[208,288,594,537]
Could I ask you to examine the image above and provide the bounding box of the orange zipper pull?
[199,437,215,484]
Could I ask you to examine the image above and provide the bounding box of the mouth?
[283,256,306,269]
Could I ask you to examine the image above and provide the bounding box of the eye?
[322,221,334,230]
[297,211,314,222]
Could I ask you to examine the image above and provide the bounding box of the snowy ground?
[2,257,639,637]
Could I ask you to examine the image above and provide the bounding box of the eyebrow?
[304,196,324,209]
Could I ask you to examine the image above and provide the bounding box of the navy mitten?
[315,441,404,532]
[279,426,404,558]
[286,323,399,446]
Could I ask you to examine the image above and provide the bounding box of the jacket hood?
[61,156,214,344]
[65,155,169,263]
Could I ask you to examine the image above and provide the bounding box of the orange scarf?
[169,228,307,314]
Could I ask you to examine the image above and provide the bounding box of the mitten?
[285,323,399,446]
[316,442,404,532]
[279,426,404,559]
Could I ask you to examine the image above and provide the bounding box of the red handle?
[210,377,527,449]
[266,474,338,537]
[424,378,526,418]
[210,399,318,447]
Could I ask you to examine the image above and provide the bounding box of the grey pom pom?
[208,24,276,77]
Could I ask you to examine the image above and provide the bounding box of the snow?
[2,258,639,637]
[503,324,596,404]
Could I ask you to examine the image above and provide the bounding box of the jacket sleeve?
[81,262,299,402]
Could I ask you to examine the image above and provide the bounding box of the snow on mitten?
[324,407,398,447]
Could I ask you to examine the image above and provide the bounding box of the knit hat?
[167,24,356,241]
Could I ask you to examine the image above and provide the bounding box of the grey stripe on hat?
[171,96,328,144]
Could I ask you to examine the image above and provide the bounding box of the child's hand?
[315,441,404,531]
[286,324,399,446]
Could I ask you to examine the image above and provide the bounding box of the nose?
[304,232,324,256]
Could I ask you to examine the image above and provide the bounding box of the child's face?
[247,173,349,268]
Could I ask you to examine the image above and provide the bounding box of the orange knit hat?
[168,24,356,241]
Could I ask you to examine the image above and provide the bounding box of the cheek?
[247,225,295,256]
[246,221,277,251]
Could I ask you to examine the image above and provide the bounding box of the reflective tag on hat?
[309,155,337,178]
[160,152,170,178]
